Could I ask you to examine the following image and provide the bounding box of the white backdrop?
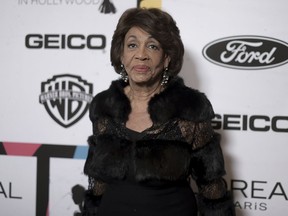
[1,0,288,215]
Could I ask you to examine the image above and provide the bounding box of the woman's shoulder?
[149,76,215,123]
[89,79,130,122]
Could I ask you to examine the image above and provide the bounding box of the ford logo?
[202,36,288,70]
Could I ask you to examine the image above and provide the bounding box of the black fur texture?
[190,133,226,184]
[89,76,215,124]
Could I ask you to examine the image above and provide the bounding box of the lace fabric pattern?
[89,177,107,196]
[89,116,226,200]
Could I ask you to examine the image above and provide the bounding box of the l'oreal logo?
[203,36,288,70]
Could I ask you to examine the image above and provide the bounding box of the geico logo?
[212,114,288,132]
[25,34,106,49]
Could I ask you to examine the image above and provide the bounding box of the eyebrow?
[125,34,157,42]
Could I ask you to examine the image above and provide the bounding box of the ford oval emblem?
[202,36,288,70]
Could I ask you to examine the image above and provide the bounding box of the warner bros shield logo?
[39,74,93,128]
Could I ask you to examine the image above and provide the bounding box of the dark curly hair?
[110,8,184,77]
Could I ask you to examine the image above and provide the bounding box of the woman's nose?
[135,46,149,60]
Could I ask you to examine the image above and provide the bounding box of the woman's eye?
[148,44,159,50]
[127,43,137,49]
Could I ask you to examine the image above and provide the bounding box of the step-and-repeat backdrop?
[1,0,287,215]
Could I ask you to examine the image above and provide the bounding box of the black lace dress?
[95,128,198,216]
[83,78,235,216]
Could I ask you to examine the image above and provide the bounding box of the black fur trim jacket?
[83,77,235,216]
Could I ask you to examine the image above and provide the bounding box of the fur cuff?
[82,189,102,216]
[197,192,235,216]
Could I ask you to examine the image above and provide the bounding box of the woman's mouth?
[133,65,150,72]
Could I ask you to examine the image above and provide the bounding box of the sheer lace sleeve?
[83,118,110,215]
[88,176,107,196]
[180,120,235,215]
[179,120,214,150]
[93,117,109,135]
[87,118,110,196]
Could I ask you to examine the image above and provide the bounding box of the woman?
[83,7,235,216]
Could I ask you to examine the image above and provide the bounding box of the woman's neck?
[124,82,164,132]
[125,81,163,103]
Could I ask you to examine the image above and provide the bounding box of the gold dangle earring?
[161,67,169,86]
[120,64,128,83]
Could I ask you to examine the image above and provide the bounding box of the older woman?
[83,7,235,216]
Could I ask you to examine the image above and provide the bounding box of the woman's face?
[121,26,170,86]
